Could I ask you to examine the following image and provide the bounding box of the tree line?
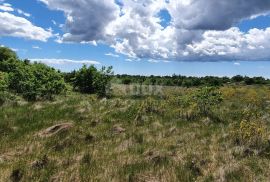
[112,74,269,87]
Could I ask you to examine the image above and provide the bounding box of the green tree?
[232,75,244,83]
[73,65,113,97]
[0,47,17,62]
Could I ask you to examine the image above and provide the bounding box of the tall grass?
[1,86,270,181]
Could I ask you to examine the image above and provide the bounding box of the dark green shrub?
[0,71,15,105]
[73,65,113,97]
[8,62,66,100]
[0,47,67,101]
[0,71,8,91]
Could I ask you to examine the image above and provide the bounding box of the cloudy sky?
[1,0,270,77]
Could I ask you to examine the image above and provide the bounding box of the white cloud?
[186,27,270,61]
[11,48,18,52]
[234,62,241,66]
[32,46,41,49]
[52,20,57,25]
[30,58,100,65]
[148,59,160,63]
[17,9,31,17]
[39,0,270,62]
[105,52,119,58]
[0,2,31,17]
[0,12,52,41]
[0,3,13,12]
[125,59,133,62]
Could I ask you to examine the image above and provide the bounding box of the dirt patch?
[38,122,73,137]
[0,151,22,163]
[112,124,126,134]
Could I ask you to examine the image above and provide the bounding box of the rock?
[112,125,126,134]
[38,122,73,137]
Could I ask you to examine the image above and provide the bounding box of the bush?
[193,87,223,116]
[0,71,15,105]
[8,62,67,100]
[0,71,8,91]
[73,65,113,97]
[238,120,266,148]
[232,107,268,152]
[0,53,67,101]
[232,119,268,154]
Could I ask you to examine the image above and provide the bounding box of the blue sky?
[1,0,270,77]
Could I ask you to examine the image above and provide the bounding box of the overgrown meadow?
[1,85,270,181]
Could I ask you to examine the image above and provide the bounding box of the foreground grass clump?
[1,86,270,181]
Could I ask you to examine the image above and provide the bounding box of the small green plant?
[193,87,223,116]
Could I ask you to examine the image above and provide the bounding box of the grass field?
[1,85,270,181]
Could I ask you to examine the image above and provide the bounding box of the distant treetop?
[0,47,18,62]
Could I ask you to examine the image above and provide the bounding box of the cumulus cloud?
[0,12,52,41]
[39,0,270,61]
[39,0,119,42]
[168,0,270,30]
[30,58,100,65]
[186,27,270,61]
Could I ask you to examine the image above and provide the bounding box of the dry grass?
[1,85,270,181]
